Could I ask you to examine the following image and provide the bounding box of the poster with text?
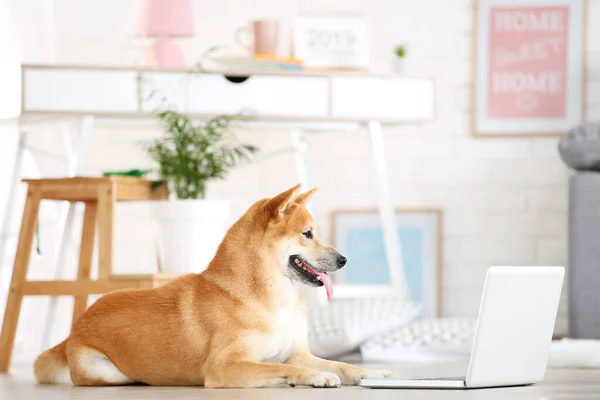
[474,0,584,136]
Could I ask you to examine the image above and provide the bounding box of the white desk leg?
[0,131,28,293]
[291,130,325,306]
[41,116,94,350]
[291,130,315,216]
[367,121,408,300]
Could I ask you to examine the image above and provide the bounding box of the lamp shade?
[139,0,195,38]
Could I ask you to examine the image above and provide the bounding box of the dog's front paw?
[361,369,396,380]
[293,372,341,388]
[342,368,396,385]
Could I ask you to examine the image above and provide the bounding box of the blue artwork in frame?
[331,209,442,317]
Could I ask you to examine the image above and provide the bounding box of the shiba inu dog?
[34,184,394,387]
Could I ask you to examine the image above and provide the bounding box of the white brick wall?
[3,0,598,363]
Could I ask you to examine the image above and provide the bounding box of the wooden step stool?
[0,177,177,372]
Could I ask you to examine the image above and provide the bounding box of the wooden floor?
[2,362,600,400]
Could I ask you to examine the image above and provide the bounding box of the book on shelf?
[211,54,304,72]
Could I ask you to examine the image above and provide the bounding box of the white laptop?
[360,266,565,389]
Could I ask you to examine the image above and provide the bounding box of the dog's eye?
[302,230,313,240]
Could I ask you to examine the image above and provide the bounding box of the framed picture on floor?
[330,208,443,317]
[473,0,586,137]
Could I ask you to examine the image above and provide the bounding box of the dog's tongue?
[315,271,333,300]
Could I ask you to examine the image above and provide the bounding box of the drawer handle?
[223,75,251,84]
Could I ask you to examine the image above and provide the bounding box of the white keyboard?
[308,298,422,341]
[307,298,422,358]
[361,318,476,363]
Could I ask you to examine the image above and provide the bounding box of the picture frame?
[293,14,370,70]
[330,208,443,317]
[472,0,586,137]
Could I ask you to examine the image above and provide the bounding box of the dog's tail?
[34,339,71,384]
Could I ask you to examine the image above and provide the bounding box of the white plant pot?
[391,58,406,74]
[152,199,230,275]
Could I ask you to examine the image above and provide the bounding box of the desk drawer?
[142,73,330,118]
[331,77,434,121]
[23,69,139,113]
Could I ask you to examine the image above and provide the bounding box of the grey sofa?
[560,123,600,338]
[568,173,600,339]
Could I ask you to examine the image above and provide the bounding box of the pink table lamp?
[138,0,195,68]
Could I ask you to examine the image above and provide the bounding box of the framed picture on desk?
[330,208,443,317]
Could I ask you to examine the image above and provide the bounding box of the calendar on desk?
[293,14,370,70]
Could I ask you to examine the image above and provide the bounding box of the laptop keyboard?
[416,376,466,381]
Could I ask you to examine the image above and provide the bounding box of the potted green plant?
[143,110,258,274]
[392,44,407,74]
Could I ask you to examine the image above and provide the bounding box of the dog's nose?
[337,256,347,268]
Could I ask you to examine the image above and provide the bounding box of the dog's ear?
[295,187,318,205]
[265,184,302,218]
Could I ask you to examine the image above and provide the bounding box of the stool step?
[18,274,180,296]
[109,273,182,282]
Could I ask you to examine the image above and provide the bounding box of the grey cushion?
[559,123,600,171]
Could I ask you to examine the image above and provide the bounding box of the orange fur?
[34,185,394,387]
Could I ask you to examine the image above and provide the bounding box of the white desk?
[20,64,433,123]
[3,63,434,347]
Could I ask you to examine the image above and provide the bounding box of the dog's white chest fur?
[258,279,306,364]
[262,307,305,363]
